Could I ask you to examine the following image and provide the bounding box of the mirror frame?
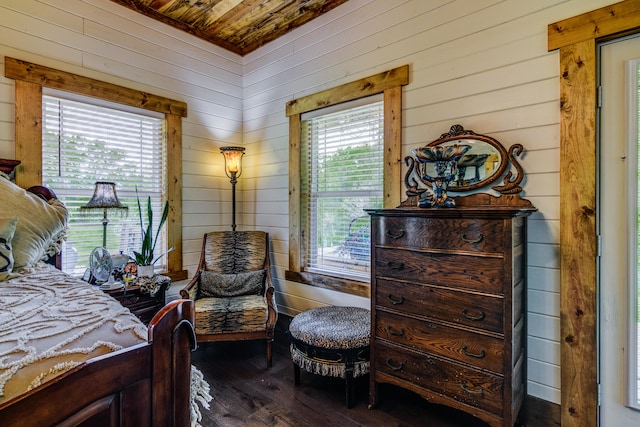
[401,124,529,208]
[424,125,508,192]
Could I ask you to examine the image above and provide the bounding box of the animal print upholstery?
[203,231,266,273]
[288,306,370,379]
[199,269,265,298]
[289,306,370,349]
[194,294,268,334]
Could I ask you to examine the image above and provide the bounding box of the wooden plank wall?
[241,0,621,409]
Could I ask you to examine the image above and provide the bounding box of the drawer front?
[112,293,159,311]
[132,304,163,324]
[374,216,504,253]
[374,341,504,415]
[375,310,504,372]
[376,278,504,333]
[375,247,504,294]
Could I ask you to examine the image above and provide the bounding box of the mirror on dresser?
[367,124,536,427]
[402,124,533,210]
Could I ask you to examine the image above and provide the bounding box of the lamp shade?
[220,146,245,178]
[81,182,128,210]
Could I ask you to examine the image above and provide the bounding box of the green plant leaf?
[135,188,169,265]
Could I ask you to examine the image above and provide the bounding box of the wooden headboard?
[0,158,20,180]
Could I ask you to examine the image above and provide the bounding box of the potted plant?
[133,191,170,277]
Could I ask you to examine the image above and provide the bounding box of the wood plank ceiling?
[109,0,350,56]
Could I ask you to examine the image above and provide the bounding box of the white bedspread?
[0,263,147,405]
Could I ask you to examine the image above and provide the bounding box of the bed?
[0,159,201,426]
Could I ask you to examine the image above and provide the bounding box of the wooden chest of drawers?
[367,207,533,427]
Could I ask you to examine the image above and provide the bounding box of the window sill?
[163,269,188,282]
[285,270,370,298]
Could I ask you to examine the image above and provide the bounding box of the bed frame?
[0,299,196,426]
[0,161,196,426]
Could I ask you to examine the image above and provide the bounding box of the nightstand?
[104,277,169,325]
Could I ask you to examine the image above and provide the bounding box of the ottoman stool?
[288,306,370,408]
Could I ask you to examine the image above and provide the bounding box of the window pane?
[42,95,166,277]
[301,100,383,280]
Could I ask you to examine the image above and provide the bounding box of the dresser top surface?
[367,205,536,219]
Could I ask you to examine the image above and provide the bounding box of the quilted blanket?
[0,263,147,404]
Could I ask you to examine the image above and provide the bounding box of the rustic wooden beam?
[14,80,42,190]
[288,112,302,273]
[5,57,187,117]
[286,65,409,116]
[548,1,640,426]
[165,113,186,280]
[558,38,598,427]
[548,0,640,51]
[384,85,402,209]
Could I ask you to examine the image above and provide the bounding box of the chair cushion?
[199,269,265,298]
[203,231,266,273]
[194,294,268,335]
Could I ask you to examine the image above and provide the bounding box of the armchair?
[181,231,277,367]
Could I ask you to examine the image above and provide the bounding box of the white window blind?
[42,93,167,276]
[300,99,384,280]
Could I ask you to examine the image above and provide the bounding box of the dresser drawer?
[374,216,504,254]
[376,278,503,333]
[374,341,504,415]
[375,247,504,294]
[375,310,504,371]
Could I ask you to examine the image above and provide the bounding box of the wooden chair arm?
[180,271,200,300]
[265,285,278,331]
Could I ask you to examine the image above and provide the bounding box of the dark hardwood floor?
[191,336,492,427]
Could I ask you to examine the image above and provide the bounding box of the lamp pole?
[230,171,238,231]
[101,208,109,247]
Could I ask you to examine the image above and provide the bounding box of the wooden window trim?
[4,57,187,280]
[548,1,640,426]
[286,65,409,298]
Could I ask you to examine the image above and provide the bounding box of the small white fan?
[89,247,113,284]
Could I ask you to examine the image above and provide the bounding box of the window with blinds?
[300,98,384,280]
[42,92,167,277]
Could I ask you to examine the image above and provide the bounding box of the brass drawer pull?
[387,294,404,305]
[386,326,405,336]
[386,229,405,239]
[386,261,404,270]
[462,345,486,359]
[461,232,484,244]
[461,383,484,395]
[385,358,403,371]
[462,308,485,321]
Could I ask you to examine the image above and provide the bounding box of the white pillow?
[0,176,68,268]
[0,216,18,281]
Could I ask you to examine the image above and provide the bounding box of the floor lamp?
[81,181,128,248]
[220,146,245,232]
